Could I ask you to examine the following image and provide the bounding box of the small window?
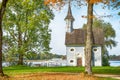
[70,48,74,51]
[70,60,74,63]
[93,48,97,51]
[69,48,75,53]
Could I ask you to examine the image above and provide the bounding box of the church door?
[77,58,82,66]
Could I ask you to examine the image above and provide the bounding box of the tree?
[84,0,116,74]
[44,0,116,75]
[0,0,8,76]
[93,19,117,66]
[84,1,94,74]
[3,0,54,65]
[83,19,117,66]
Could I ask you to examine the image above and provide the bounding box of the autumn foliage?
[87,0,102,3]
[44,0,63,5]
[44,0,104,5]
[44,0,116,5]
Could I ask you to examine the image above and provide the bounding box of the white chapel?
[64,2,104,66]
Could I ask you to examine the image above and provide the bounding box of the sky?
[1,0,119,55]
[49,3,120,56]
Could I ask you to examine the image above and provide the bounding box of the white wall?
[66,46,85,66]
[66,46,102,66]
[93,46,102,66]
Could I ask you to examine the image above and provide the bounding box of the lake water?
[109,61,120,66]
[2,60,120,67]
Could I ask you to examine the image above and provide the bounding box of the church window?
[70,48,74,51]
[70,60,74,63]
[69,48,75,52]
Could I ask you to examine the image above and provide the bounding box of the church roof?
[64,2,74,21]
[65,28,104,45]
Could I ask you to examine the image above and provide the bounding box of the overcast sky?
[49,3,120,55]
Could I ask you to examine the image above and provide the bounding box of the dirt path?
[94,74,120,80]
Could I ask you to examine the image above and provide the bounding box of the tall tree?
[83,0,116,74]
[0,0,8,76]
[84,0,93,74]
[3,0,54,65]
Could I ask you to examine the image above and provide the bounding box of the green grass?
[3,66,120,75]
[3,66,120,80]
[93,66,120,74]
[3,66,84,75]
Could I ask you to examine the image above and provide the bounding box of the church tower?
[64,1,74,33]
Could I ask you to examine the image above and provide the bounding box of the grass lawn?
[2,66,120,80]
[3,66,120,75]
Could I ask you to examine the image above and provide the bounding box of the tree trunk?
[18,8,29,65]
[85,2,93,75]
[18,27,23,65]
[0,17,4,76]
[0,0,8,76]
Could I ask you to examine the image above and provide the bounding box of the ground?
[0,73,120,80]
[0,73,98,80]
[94,74,120,80]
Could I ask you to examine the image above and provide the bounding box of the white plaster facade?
[65,2,103,67]
[66,46,102,66]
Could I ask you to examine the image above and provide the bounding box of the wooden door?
[77,58,82,66]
